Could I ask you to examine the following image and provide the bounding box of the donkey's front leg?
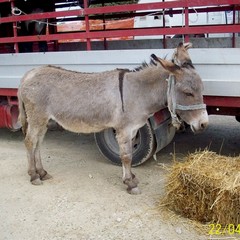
[116,132,141,194]
[122,154,140,194]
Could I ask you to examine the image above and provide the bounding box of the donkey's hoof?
[132,176,139,185]
[128,187,141,195]
[41,173,52,181]
[31,178,42,185]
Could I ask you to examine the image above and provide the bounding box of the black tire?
[94,121,156,167]
[236,116,240,123]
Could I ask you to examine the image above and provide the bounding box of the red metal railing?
[0,0,239,51]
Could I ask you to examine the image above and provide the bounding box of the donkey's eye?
[185,92,194,97]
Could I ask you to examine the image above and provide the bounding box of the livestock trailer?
[0,0,239,165]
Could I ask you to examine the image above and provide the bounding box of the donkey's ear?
[151,54,160,62]
[178,42,192,50]
[155,57,181,73]
[183,42,192,50]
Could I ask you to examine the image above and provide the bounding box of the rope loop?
[12,7,22,16]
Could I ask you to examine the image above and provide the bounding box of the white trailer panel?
[0,48,239,97]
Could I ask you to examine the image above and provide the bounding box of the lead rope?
[166,75,182,130]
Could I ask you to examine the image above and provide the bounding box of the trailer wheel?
[94,121,156,167]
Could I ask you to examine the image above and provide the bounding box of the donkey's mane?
[133,54,171,72]
[133,57,159,72]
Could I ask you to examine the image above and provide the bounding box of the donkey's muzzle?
[191,119,209,133]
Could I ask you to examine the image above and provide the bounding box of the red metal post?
[10,0,19,53]
[84,0,91,50]
[184,6,190,43]
[162,0,167,49]
[101,1,108,50]
[232,5,236,48]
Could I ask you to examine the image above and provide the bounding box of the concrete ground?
[0,115,239,240]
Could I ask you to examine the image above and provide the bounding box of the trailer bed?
[0,48,240,98]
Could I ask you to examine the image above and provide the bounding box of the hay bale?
[162,150,240,225]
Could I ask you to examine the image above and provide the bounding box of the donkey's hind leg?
[116,129,141,194]
[35,127,52,181]
[24,121,49,185]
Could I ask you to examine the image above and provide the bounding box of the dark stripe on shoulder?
[118,69,130,112]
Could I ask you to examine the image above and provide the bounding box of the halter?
[167,75,206,129]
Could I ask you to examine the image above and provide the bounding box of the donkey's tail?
[17,90,28,136]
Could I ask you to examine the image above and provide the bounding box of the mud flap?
[149,108,176,154]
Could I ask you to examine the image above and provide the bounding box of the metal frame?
[0,0,239,51]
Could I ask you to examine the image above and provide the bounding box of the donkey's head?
[152,55,208,133]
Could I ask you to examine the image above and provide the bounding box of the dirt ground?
[0,115,239,240]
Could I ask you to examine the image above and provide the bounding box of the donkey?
[18,44,208,194]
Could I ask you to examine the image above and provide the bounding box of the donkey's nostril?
[201,122,208,130]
